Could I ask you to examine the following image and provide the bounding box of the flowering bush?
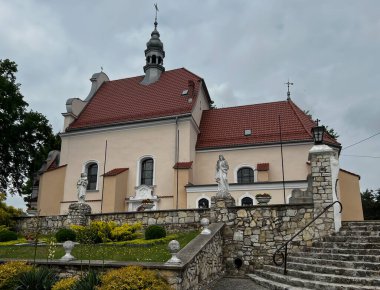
[141,199,152,204]
[256,193,271,198]
[52,276,79,290]
[0,261,32,289]
[97,266,170,290]
[111,222,142,241]
[71,221,142,243]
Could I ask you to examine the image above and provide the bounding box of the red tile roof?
[196,99,340,150]
[173,161,193,169]
[68,68,208,131]
[257,163,269,171]
[103,168,129,177]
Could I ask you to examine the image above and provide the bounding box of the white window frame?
[234,164,257,183]
[196,195,211,209]
[136,155,156,186]
[239,192,256,206]
[82,160,100,190]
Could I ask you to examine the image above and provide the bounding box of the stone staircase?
[247,221,380,290]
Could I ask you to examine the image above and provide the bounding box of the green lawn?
[0,231,198,262]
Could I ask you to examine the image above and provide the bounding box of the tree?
[0,193,23,229]
[0,59,59,198]
[303,110,339,139]
[361,188,380,220]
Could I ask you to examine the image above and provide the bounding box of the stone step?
[312,241,380,249]
[303,246,380,256]
[340,225,380,231]
[246,273,312,290]
[250,270,380,290]
[291,251,380,263]
[335,230,380,237]
[288,255,380,270]
[342,221,380,226]
[323,235,380,243]
[262,265,380,286]
[273,261,379,277]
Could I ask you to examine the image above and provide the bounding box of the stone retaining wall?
[217,202,315,274]
[11,222,225,290]
[15,208,211,235]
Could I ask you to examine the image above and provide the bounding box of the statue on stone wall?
[77,173,88,203]
[215,155,230,198]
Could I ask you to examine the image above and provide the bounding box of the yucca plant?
[72,270,100,290]
[15,267,57,290]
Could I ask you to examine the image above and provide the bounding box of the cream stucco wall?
[192,84,210,127]
[338,170,364,221]
[59,118,196,214]
[102,170,128,213]
[187,187,302,209]
[37,166,66,216]
[193,143,313,185]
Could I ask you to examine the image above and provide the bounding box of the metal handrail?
[272,200,342,275]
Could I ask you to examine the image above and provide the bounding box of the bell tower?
[141,4,165,85]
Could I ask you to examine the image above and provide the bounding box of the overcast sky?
[1,0,379,209]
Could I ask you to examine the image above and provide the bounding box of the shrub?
[0,229,17,242]
[0,193,23,230]
[145,225,166,240]
[111,222,142,241]
[0,261,32,289]
[15,266,57,290]
[52,276,79,290]
[89,221,116,242]
[98,266,170,290]
[72,270,100,290]
[70,224,101,244]
[55,228,76,242]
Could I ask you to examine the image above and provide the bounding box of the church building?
[35,18,363,221]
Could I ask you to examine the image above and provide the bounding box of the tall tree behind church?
[0,59,60,197]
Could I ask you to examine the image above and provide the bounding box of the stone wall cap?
[309,144,334,154]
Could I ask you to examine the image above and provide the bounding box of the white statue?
[215,155,230,198]
[77,173,88,203]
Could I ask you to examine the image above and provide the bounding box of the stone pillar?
[309,144,340,235]
[210,196,235,223]
[66,203,91,226]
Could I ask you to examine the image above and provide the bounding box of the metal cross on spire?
[285,80,294,100]
[154,3,159,29]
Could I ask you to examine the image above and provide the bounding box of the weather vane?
[285,80,294,100]
[315,118,320,126]
[154,3,159,28]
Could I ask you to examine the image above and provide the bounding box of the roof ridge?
[206,100,288,112]
[287,99,314,138]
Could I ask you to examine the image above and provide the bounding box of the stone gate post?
[309,144,342,235]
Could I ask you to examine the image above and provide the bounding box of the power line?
[341,154,380,159]
[342,131,380,150]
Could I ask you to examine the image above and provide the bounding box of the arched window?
[237,167,254,184]
[152,55,157,64]
[141,158,154,185]
[146,56,151,63]
[241,197,253,206]
[158,56,162,64]
[198,198,209,209]
[86,163,98,190]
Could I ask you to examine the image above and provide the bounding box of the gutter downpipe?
[175,117,179,209]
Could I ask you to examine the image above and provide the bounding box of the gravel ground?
[204,277,270,290]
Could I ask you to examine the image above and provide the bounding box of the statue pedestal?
[67,203,91,226]
[210,195,236,223]
[211,196,236,208]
